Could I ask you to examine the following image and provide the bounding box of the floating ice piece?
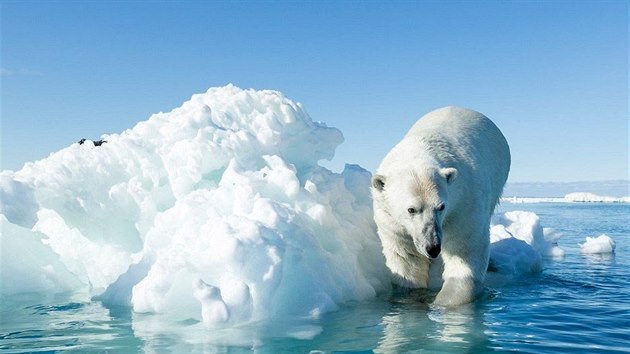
[489,237,542,275]
[491,211,564,258]
[487,211,565,283]
[580,234,616,254]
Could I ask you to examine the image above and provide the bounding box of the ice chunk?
[579,234,616,254]
[489,237,542,275]
[491,211,564,258]
[487,211,564,283]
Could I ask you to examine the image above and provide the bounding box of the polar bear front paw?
[433,276,480,307]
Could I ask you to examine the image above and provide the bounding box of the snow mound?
[0,85,389,326]
[579,234,616,254]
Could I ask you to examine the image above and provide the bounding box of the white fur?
[371,106,510,306]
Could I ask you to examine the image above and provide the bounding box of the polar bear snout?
[427,243,441,258]
[412,234,441,258]
[413,221,442,258]
[424,225,442,258]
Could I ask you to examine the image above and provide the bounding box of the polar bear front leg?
[433,239,488,306]
[384,248,431,289]
[433,274,480,306]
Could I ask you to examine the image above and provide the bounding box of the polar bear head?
[372,167,457,258]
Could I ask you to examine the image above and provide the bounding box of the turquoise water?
[1,203,629,353]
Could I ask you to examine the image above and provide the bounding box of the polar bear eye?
[407,207,418,215]
[437,203,445,212]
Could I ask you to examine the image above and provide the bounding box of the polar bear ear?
[440,168,458,184]
[372,175,386,191]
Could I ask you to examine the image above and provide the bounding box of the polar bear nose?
[427,244,441,258]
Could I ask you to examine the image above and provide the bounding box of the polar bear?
[371,106,510,306]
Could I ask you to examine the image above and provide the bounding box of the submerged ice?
[1,85,577,326]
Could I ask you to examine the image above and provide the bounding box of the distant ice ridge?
[1,85,566,327]
[503,180,629,198]
[502,192,630,204]
[564,192,630,203]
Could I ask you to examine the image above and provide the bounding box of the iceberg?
[1,85,390,326]
[1,85,559,326]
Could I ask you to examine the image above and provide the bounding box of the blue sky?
[1,1,627,182]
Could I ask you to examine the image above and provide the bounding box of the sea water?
[1,202,628,353]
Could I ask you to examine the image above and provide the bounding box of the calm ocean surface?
[1,203,629,353]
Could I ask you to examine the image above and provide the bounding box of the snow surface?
[580,234,616,254]
[1,85,573,326]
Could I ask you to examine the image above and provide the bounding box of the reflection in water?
[0,294,144,353]
[583,252,615,264]
[129,309,331,353]
[428,305,476,343]
[375,291,493,353]
[1,292,494,353]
